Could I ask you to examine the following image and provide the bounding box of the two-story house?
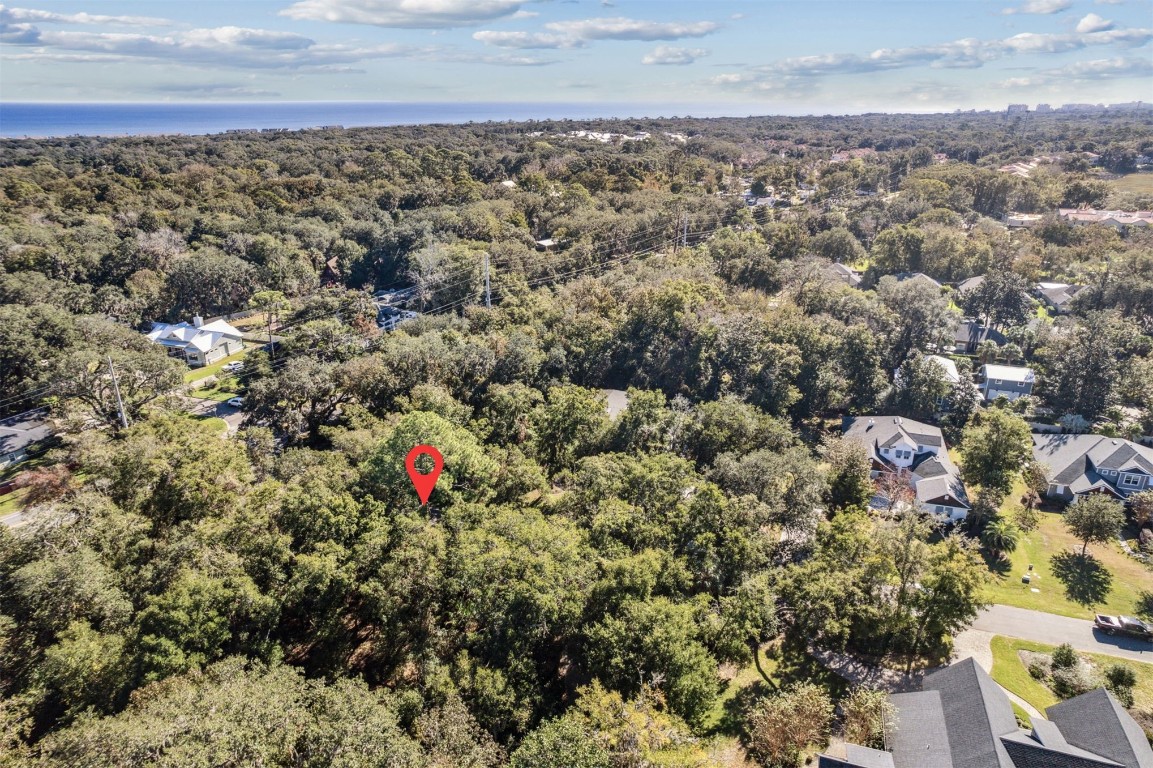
[843,416,971,521]
[1033,433,1153,502]
[979,364,1035,402]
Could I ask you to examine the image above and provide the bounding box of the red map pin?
[405,445,444,504]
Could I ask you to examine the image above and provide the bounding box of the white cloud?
[1075,13,1114,32]
[1095,0,1125,4]
[1001,55,1153,86]
[641,46,709,65]
[0,5,169,26]
[543,17,719,42]
[1002,0,1073,14]
[711,24,1153,93]
[0,22,558,70]
[279,0,528,29]
[472,30,582,49]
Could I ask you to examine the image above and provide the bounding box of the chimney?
[896,417,902,425]
[193,315,204,328]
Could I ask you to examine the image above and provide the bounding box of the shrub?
[1050,643,1078,670]
[1051,666,1092,699]
[1028,660,1047,680]
[1103,663,1137,708]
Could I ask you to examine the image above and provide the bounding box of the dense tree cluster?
[1,111,1152,765]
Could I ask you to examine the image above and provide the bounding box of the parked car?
[1094,614,1153,641]
[221,361,244,373]
[226,397,245,408]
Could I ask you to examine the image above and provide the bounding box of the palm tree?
[982,517,1021,560]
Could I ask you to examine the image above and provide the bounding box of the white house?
[843,416,971,522]
[979,364,1035,402]
[146,317,244,367]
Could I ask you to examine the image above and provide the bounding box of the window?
[934,505,945,513]
[994,379,1003,385]
[1122,474,1143,487]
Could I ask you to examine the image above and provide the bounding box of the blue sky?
[1,0,1150,111]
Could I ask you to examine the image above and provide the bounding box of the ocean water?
[0,101,732,138]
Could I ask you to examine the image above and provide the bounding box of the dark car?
[1094,614,1153,641]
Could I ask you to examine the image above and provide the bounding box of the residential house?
[376,305,418,332]
[843,416,970,521]
[145,317,244,368]
[979,364,1035,402]
[951,320,1008,355]
[1033,433,1153,502]
[925,354,963,410]
[821,657,1153,768]
[826,262,863,288]
[1005,213,1043,228]
[1036,282,1085,315]
[0,412,51,469]
[894,272,943,290]
[954,275,985,295]
[1059,208,1153,230]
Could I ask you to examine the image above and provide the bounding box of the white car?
[221,361,245,373]
[226,397,245,408]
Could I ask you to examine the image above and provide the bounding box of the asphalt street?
[972,604,1153,663]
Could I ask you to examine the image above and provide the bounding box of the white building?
[146,317,244,367]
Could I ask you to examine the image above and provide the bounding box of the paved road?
[973,604,1153,663]
[182,397,244,434]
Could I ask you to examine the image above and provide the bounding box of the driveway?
[972,604,1153,663]
[182,397,244,435]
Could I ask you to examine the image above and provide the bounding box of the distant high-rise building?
[1006,104,1028,115]
[1034,104,1052,113]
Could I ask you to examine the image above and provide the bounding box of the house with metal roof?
[821,657,1153,768]
[843,416,970,521]
[1032,433,1153,501]
[979,364,1035,402]
[145,317,244,368]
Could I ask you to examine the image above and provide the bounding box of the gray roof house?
[146,317,244,368]
[952,320,1008,355]
[821,657,1153,768]
[894,272,943,290]
[1033,433,1153,501]
[979,364,1035,402]
[843,416,970,522]
[1037,283,1085,315]
[956,275,986,295]
[0,412,52,469]
[827,262,863,288]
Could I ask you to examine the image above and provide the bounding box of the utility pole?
[681,215,689,249]
[483,252,491,308]
[107,355,128,429]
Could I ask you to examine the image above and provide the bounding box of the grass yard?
[983,508,1151,620]
[1109,172,1153,195]
[183,346,250,384]
[989,635,1153,718]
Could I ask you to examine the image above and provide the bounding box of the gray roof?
[844,416,944,456]
[956,275,986,294]
[1033,434,1153,495]
[954,320,1009,348]
[844,417,968,510]
[1000,729,1122,768]
[1047,689,1153,768]
[0,412,52,459]
[921,657,1018,768]
[889,690,954,768]
[818,747,897,768]
[895,272,943,289]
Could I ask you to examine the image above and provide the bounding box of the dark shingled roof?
[1000,729,1122,768]
[921,657,1017,768]
[888,690,953,768]
[818,747,897,768]
[1047,689,1153,768]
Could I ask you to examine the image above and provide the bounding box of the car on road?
[226,397,245,408]
[1093,614,1153,641]
[221,361,244,373]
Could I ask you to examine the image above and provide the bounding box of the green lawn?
[1109,173,1153,195]
[983,509,1151,619]
[989,636,1060,711]
[183,346,250,384]
[989,635,1153,716]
